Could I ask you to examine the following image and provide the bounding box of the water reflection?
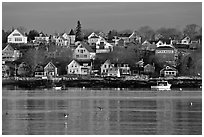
[2,89,202,135]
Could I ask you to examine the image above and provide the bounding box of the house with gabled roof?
[160,66,178,77]
[67,59,92,75]
[181,36,191,45]
[44,62,58,77]
[34,64,44,77]
[129,31,142,43]
[101,60,113,76]
[142,40,151,46]
[73,42,96,60]
[7,29,27,43]
[96,37,113,53]
[68,29,76,44]
[55,36,69,47]
[2,44,21,62]
[35,32,49,44]
[88,32,100,45]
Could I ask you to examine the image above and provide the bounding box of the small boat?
[151,80,171,90]
[53,86,62,90]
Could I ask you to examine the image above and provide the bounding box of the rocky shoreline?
[2,76,202,89]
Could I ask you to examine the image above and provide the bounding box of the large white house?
[67,60,92,75]
[96,37,113,53]
[7,29,27,43]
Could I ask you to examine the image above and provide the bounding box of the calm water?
[2,88,202,135]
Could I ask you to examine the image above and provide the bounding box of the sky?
[2,2,202,35]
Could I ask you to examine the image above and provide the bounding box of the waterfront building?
[44,62,58,77]
[67,59,92,75]
[160,66,178,77]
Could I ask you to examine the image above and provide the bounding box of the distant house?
[88,32,100,45]
[44,62,58,77]
[160,66,178,77]
[35,32,49,44]
[101,60,113,76]
[115,38,125,46]
[119,63,131,75]
[100,60,130,77]
[96,38,113,53]
[55,36,69,47]
[67,59,92,75]
[34,64,44,77]
[2,44,21,62]
[181,36,191,45]
[68,29,76,45]
[107,67,121,77]
[143,64,155,74]
[156,40,164,47]
[73,42,96,60]
[7,29,27,44]
[129,31,142,43]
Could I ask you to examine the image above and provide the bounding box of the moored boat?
[151,80,171,90]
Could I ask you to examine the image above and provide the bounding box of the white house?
[67,60,92,75]
[55,36,69,47]
[88,32,100,45]
[181,36,191,45]
[101,60,113,76]
[2,44,21,62]
[96,37,113,53]
[129,31,142,43]
[73,42,96,60]
[7,29,27,43]
[35,32,49,44]
[156,40,164,47]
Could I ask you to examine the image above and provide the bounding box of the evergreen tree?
[75,20,82,41]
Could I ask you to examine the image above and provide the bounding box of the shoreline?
[2,76,202,89]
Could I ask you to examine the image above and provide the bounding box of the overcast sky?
[2,2,202,34]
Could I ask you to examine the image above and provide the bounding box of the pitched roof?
[15,29,26,37]
[69,29,75,35]
[3,44,15,51]
[81,42,94,52]
[76,59,92,66]
[44,61,57,69]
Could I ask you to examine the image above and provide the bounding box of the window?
[76,55,79,58]
[84,55,87,58]
[15,37,22,41]
[104,65,106,68]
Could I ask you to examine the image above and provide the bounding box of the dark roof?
[149,40,159,44]
[69,29,75,35]
[173,44,189,49]
[156,45,175,49]
[75,59,92,66]
[81,42,94,52]
[159,38,171,44]
[90,35,99,38]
